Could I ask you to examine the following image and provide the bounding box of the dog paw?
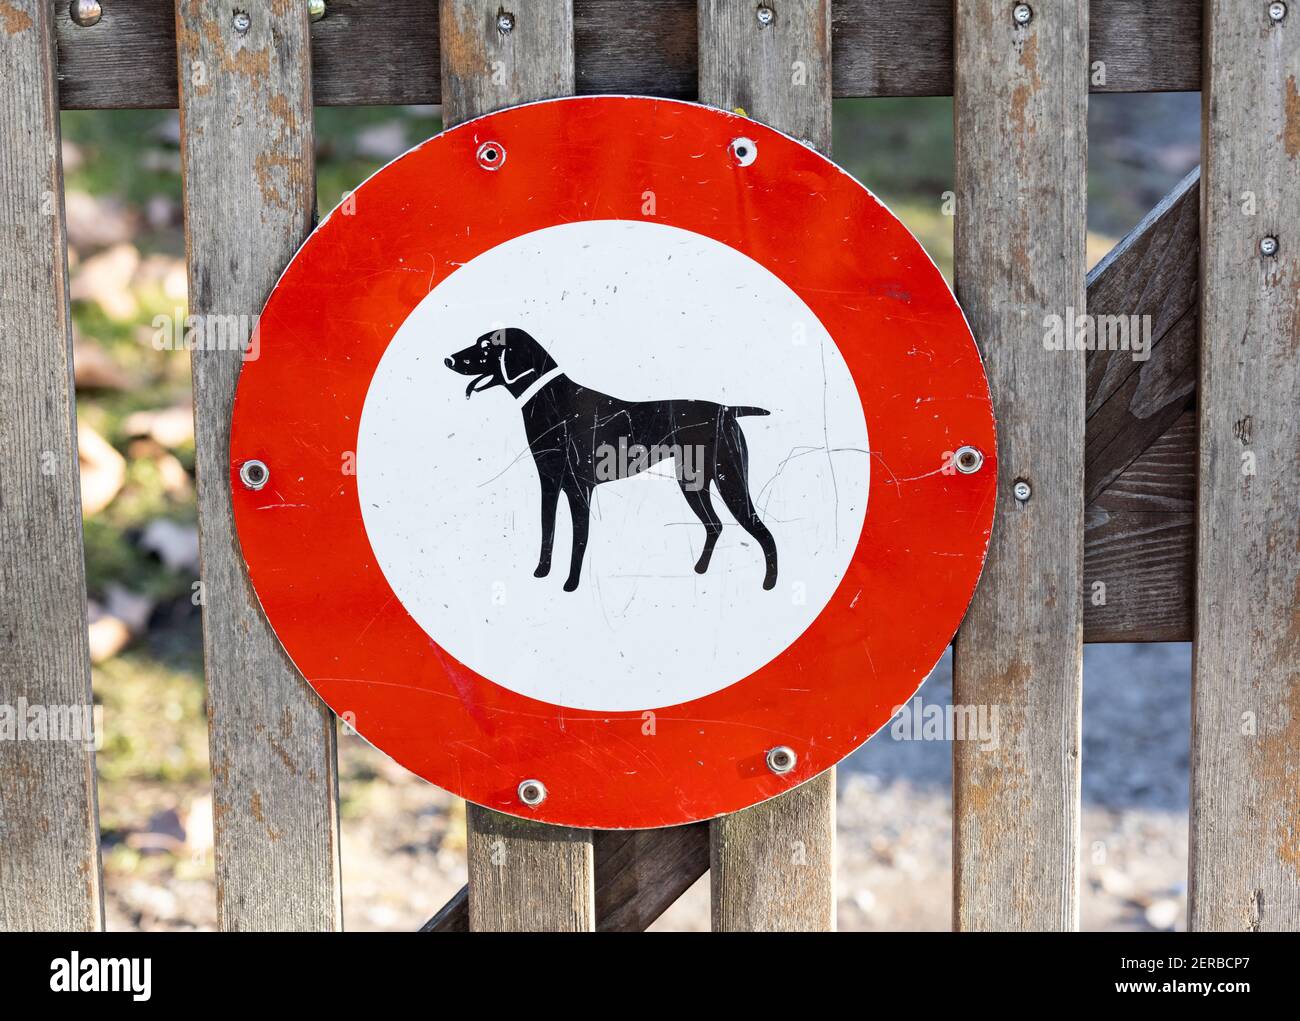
[762,575,776,591]
[563,577,580,592]
[694,560,710,575]
[533,563,550,578]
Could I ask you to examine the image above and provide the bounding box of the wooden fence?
[0,0,1295,931]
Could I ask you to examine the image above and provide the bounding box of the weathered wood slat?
[1084,412,1194,644]
[951,1,1088,930]
[699,0,836,933]
[419,885,469,931]
[426,824,708,931]
[52,0,1201,111]
[591,823,709,930]
[1190,1,1300,932]
[575,0,696,99]
[1085,168,1199,506]
[0,0,103,932]
[1080,168,1200,644]
[175,0,342,930]
[710,775,836,931]
[1083,0,1201,94]
[466,811,594,932]
[441,0,575,122]
[438,0,595,932]
[834,0,1201,99]
[699,0,831,145]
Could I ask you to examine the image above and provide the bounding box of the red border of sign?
[230,96,997,829]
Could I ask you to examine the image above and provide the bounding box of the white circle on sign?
[357,219,869,712]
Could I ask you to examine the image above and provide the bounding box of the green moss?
[94,653,208,785]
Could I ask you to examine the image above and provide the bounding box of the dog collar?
[516,367,564,407]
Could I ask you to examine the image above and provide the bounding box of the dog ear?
[507,329,556,372]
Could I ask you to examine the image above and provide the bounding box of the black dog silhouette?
[445,328,778,592]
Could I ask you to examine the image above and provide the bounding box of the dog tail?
[728,406,770,418]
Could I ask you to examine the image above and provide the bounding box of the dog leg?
[562,485,592,592]
[716,423,778,590]
[534,474,560,578]
[679,479,723,575]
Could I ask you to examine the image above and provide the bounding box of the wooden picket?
[1083,167,1200,646]
[0,0,1295,933]
[174,1,342,930]
[950,0,1089,931]
[0,0,102,932]
[1191,0,1300,932]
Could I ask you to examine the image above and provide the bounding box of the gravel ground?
[845,641,1191,932]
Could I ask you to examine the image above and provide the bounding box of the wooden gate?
[0,1,1295,932]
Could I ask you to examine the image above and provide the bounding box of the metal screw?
[476,140,506,170]
[1013,3,1033,25]
[497,10,515,33]
[766,746,797,775]
[239,459,269,491]
[308,0,326,23]
[1269,2,1287,22]
[517,779,546,807]
[731,137,758,167]
[1260,235,1279,257]
[756,5,775,27]
[953,445,984,475]
[1013,479,1032,502]
[69,0,102,27]
[233,10,251,34]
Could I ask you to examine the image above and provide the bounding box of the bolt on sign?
[231,97,997,829]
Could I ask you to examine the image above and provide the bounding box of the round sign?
[231,96,997,829]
